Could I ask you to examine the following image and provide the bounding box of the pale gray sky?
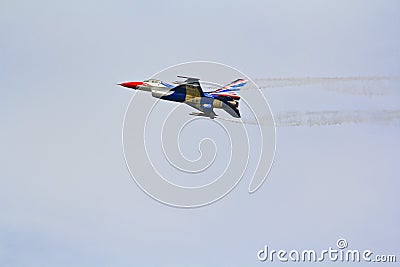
[1,0,399,266]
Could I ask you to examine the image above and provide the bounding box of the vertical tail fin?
[213,79,247,93]
[209,78,247,100]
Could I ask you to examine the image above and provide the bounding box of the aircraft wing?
[186,102,217,119]
[173,76,205,97]
[177,75,201,84]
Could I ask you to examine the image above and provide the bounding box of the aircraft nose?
[118,81,143,89]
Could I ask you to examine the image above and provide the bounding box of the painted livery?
[119,76,247,119]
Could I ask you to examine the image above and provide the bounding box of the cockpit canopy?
[143,79,160,83]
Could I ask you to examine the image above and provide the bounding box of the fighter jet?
[118,76,247,119]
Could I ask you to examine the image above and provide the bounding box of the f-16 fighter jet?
[118,76,246,119]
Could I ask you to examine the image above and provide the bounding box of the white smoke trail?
[253,76,400,96]
[275,110,400,126]
[254,76,399,88]
[218,110,400,127]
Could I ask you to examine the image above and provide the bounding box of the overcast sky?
[1,0,399,266]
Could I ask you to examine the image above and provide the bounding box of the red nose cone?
[118,81,143,89]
